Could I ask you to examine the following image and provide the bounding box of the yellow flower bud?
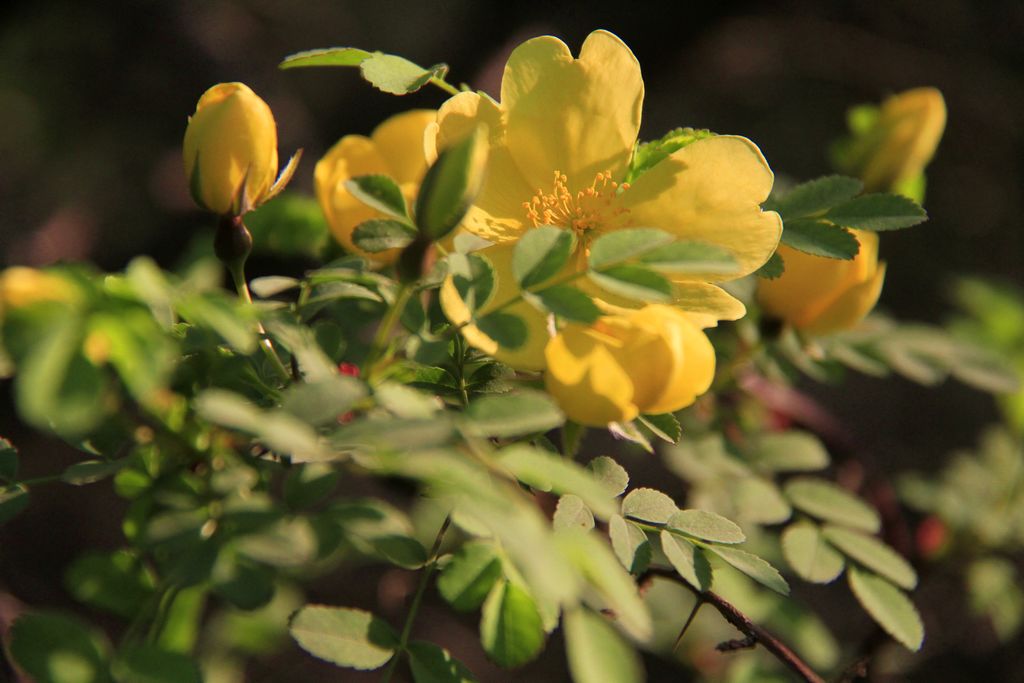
[0,266,81,316]
[315,109,436,263]
[544,304,715,426]
[758,231,886,336]
[183,82,279,216]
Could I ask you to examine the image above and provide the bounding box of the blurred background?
[1,1,1023,681]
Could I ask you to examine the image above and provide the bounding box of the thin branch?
[641,567,825,683]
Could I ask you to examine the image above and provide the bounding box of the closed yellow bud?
[544,304,715,426]
[758,231,886,336]
[315,109,436,262]
[183,82,279,216]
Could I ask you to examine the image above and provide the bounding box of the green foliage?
[346,174,411,221]
[245,192,330,259]
[352,219,419,252]
[280,47,450,95]
[289,605,398,669]
[10,612,111,683]
[783,478,881,532]
[563,607,643,683]
[781,521,845,584]
[415,127,487,240]
[847,567,923,651]
[627,127,716,183]
[512,226,575,288]
[480,580,546,667]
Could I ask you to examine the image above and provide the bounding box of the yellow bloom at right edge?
[545,304,715,426]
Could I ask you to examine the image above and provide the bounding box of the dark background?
[1,1,1023,681]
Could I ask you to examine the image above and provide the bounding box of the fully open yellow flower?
[544,304,715,426]
[183,83,280,216]
[758,230,885,336]
[315,109,436,263]
[436,30,781,369]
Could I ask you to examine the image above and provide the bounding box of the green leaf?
[250,276,300,298]
[115,645,202,683]
[660,531,711,591]
[352,219,418,253]
[771,175,863,219]
[825,194,927,231]
[588,228,674,269]
[733,478,792,525]
[563,607,643,683]
[784,478,880,533]
[344,175,409,220]
[212,558,275,610]
[512,226,574,288]
[553,494,595,532]
[408,641,479,683]
[415,127,487,241]
[636,242,738,275]
[480,581,545,668]
[196,390,328,463]
[0,437,18,480]
[587,457,629,497]
[666,509,746,544]
[588,265,672,303]
[0,484,29,525]
[781,520,845,584]
[637,413,681,444]
[447,252,495,315]
[464,390,564,438]
[755,251,785,279]
[621,488,677,524]
[62,459,125,486]
[289,605,398,670]
[437,542,503,612]
[706,546,790,595]
[627,127,715,183]
[525,285,602,324]
[360,53,447,95]
[822,525,917,589]
[375,382,440,419]
[245,192,330,258]
[752,431,830,472]
[284,463,340,510]
[609,514,650,574]
[281,375,367,426]
[279,47,372,69]
[65,551,155,618]
[9,612,110,683]
[236,518,319,568]
[475,312,528,349]
[781,219,859,259]
[497,445,616,520]
[847,566,924,651]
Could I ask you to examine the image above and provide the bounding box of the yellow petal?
[544,325,638,426]
[439,242,550,371]
[860,88,946,192]
[671,282,747,324]
[502,30,642,191]
[434,91,531,242]
[801,262,886,336]
[370,109,436,185]
[593,313,677,410]
[642,307,715,414]
[622,135,781,280]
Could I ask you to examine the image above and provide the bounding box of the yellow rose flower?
[315,109,436,263]
[436,30,781,369]
[183,82,281,216]
[758,230,886,336]
[837,87,946,199]
[544,304,715,426]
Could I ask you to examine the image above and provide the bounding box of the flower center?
[523,170,629,234]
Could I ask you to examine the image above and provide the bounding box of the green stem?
[380,514,452,683]
[227,262,292,384]
[366,284,412,377]
[429,76,460,96]
[146,584,181,644]
[453,334,470,407]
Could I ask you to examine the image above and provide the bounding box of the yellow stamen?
[522,170,630,234]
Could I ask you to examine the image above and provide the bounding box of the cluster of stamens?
[523,170,629,233]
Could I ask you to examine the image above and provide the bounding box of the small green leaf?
[497,445,616,520]
[636,241,738,275]
[733,478,792,525]
[408,641,479,683]
[784,478,880,533]
[352,219,418,253]
[707,546,790,595]
[480,581,545,668]
[448,252,496,315]
[553,494,596,532]
[825,194,927,231]
[0,484,29,525]
[512,226,574,288]
[360,53,447,95]
[281,375,367,427]
[660,531,712,591]
[415,127,487,240]
[250,276,300,298]
[375,382,441,419]
[755,251,785,279]
[464,390,564,438]
[525,285,602,324]
[587,457,629,497]
[62,459,125,486]
[284,463,340,510]
[609,514,650,574]
[563,607,643,683]
[289,605,398,670]
[822,525,917,589]
[627,127,715,183]
[621,488,677,524]
[771,175,863,219]
[344,175,409,220]
[637,413,681,444]
[64,551,154,618]
[666,509,746,544]
[279,47,372,69]
[847,566,924,651]
[115,645,202,683]
[475,312,528,349]
[246,192,330,258]
[781,219,860,259]
[588,265,672,303]
[752,431,830,472]
[9,612,111,683]
[437,542,503,612]
[781,520,845,584]
[588,228,674,269]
